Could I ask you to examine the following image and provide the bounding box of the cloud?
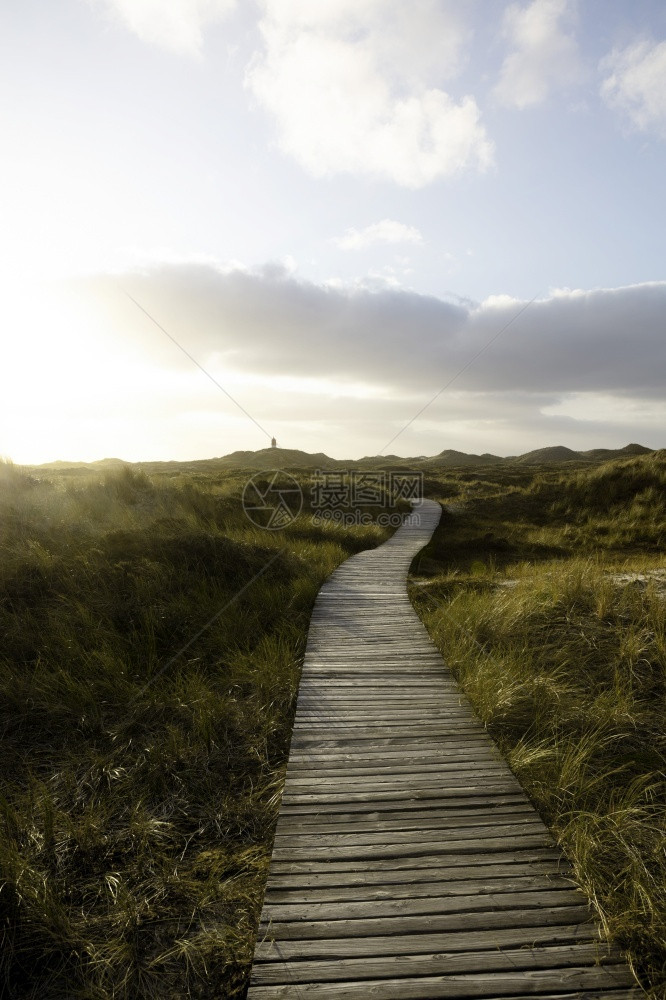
[600,38,666,136]
[245,0,493,186]
[333,220,423,251]
[15,268,666,461]
[90,0,237,56]
[101,265,666,402]
[494,0,583,109]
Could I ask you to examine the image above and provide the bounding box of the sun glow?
[1,280,388,466]
[1,282,147,464]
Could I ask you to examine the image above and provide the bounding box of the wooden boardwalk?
[247,500,639,999]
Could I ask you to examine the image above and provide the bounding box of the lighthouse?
[271,437,277,448]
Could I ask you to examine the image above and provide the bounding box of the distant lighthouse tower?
[271,436,277,448]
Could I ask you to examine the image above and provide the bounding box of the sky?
[1,0,665,463]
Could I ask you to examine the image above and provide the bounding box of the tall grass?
[0,460,391,998]
[411,452,666,997]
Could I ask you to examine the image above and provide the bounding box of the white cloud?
[333,220,423,251]
[494,0,583,109]
[600,38,666,136]
[245,0,493,187]
[91,0,236,56]
[542,393,666,427]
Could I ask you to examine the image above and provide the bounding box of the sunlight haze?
[2,0,665,463]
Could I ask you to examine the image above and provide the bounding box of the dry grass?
[0,460,392,999]
[411,452,666,997]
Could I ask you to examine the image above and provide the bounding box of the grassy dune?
[2,452,664,997]
[410,452,666,997]
[0,461,392,999]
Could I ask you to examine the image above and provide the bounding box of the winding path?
[247,499,638,999]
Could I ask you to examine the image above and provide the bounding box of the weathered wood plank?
[280,771,519,790]
[259,889,586,924]
[286,749,503,767]
[287,737,500,751]
[250,943,622,986]
[264,874,575,904]
[256,904,596,942]
[272,823,549,848]
[253,922,598,961]
[279,785,526,805]
[264,861,569,890]
[287,743,497,762]
[274,788,524,816]
[275,809,542,836]
[268,854,567,880]
[284,764,510,781]
[247,967,638,999]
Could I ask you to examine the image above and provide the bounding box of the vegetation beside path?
[0,461,392,999]
[411,451,666,998]
[2,451,664,997]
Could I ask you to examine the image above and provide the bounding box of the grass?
[410,451,666,997]
[3,450,665,997]
[0,460,394,999]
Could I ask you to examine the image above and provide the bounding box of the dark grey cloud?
[86,265,665,398]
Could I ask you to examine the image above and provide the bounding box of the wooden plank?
[274,817,546,838]
[287,743,497,761]
[247,969,637,999]
[267,851,567,876]
[263,862,570,891]
[268,835,556,863]
[277,794,533,814]
[259,889,586,924]
[292,715,478,725]
[264,874,575,904]
[279,786,527,806]
[275,809,542,836]
[289,729,486,745]
[287,737,499,751]
[256,904,596,942]
[278,768,520,796]
[253,922,599,961]
[280,771,518,789]
[284,764,509,780]
[286,750,503,767]
[250,943,622,986]
[272,823,549,848]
